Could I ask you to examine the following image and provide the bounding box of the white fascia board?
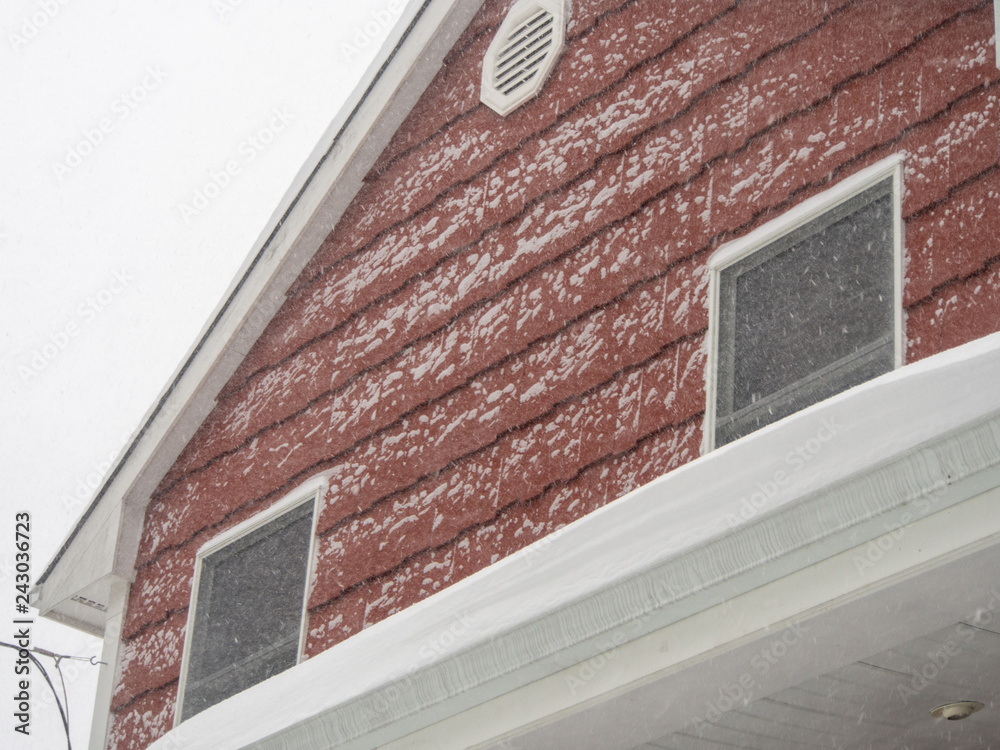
[32,0,487,629]
[148,332,1000,750]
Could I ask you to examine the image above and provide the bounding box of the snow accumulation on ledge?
[151,331,1000,750]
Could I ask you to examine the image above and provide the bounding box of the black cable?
[55,656,71,730]
[1,641,72,750]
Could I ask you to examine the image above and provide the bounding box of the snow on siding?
[112,2,1000,746]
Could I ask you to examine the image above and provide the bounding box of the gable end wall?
[106,1,1000,746]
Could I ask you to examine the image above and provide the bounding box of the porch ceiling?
[640,617,1000,750]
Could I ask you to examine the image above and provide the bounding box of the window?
[704,156,903,450]
[480,0,566,116]
[176,482,321,722]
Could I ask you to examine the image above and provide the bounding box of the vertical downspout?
[88,580,129,750]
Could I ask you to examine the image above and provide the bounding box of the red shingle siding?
[112,611,186,712]
[109,2,1000,745]
[106,687,175,750]
[905,166,1000,305]
[908,258,1000,362]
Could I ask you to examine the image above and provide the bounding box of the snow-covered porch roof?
[148,333,1000,750]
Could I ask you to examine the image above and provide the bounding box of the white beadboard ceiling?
[640,618,1000,750]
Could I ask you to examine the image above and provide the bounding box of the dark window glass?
[714,178,895,447]
[181,501,313,721]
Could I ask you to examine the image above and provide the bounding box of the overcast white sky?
[0,1,412,746]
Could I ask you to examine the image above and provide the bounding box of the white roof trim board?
[147,333,1000,749]
[30,0,488,633]
[480,0,566,115]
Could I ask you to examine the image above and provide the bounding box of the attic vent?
[482,0,566,116]
[71,595,107,612]
[495,9,554,95]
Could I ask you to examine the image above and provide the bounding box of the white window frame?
[174,475,325,725]
[703,154,905,452]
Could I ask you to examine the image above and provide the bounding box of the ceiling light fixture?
[930,701,984,721]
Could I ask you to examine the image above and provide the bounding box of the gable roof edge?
[32,0,487,632]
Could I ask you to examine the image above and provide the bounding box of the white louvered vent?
[494,8,554,95]
[481,0,567,116]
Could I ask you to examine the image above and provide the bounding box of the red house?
[35,0,1000,747]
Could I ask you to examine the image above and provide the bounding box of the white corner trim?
[148,332,1000,750]
[480,0,566,115]
[702,153,905,453]
[995,0,999,68]
[174,476,325,726]
[89,579,129,750]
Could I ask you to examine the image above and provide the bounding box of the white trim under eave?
[148,332,1000,750]
[31,0,487,634]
